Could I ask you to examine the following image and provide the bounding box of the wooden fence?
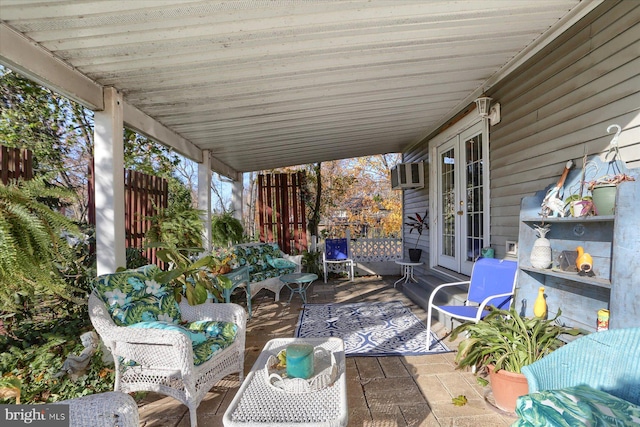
[89,163,168,265]
[0,146,33,184]
[257,171,307,254]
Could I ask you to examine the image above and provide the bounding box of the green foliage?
[145,180,204,249]
[0,317,114,404]
[211,212,244,247]
[126,247,150,269]
[405,209,429,248]
[152,244,232,305]
[450,307,581,374]
[301,250,322,276]
[0,178,80,311]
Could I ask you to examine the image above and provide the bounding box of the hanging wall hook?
[606,124,621,147]
[604,124,622,165]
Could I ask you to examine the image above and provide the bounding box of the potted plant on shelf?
[449,306,580,413]
[405,210,428,262]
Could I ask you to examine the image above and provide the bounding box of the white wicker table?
[223,337,347,427]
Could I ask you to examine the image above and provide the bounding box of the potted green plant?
[211,212,245,247]
[449,307,580,413]
[405,209,428,262]
[151,244,233,305]
[588,173,635,216]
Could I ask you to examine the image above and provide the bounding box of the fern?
[0,178,79,310]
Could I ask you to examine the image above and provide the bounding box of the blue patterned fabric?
[295,301,450,356]
[95,265,237,366]
[267,257,298,270]
[512,385,640,427]
[227,243,295,283]
[94,265,181,327]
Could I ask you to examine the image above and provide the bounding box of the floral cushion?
[512,385,640,427]
[228,243,296,283]
[130,320,238,366]
[94,264,181,327]
[188,320,238,366]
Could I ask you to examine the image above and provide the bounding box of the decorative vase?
[408,248,422,262]
[530,224,552,269]
[488,365,529,413]
[592,184,617,215]
[533,287,547,318]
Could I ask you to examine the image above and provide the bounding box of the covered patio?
[136,276,514,427]
[1,1,639,426]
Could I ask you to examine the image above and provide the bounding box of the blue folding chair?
[426,258,518,350]
[322,238,355,283]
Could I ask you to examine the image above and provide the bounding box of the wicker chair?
[89,267,246,427]
[56,391,138,427]
[522,327,640,405]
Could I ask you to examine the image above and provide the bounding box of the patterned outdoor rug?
[294,301,450,356]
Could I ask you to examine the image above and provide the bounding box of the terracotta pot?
[487,365,529,413]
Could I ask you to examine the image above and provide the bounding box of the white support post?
[231,172,243,222]
[198,150,212,252]
[94,87,125,275]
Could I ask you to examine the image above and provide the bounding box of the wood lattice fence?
[257,171,307,254]
[0,146,33,184]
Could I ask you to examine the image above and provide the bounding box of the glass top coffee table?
[223,337,347,426]
[280,272,318,304]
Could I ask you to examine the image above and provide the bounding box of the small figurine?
[576,246,594,277]
[541,160,574,218]
[54,331,99,381]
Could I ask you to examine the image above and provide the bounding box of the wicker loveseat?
[89,265,246,427]
[228,242,302,302]
[513,327,640,427]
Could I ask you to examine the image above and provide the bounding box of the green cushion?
[229,243,296,283]
[187,320,238,365]
[94,265,181,327]
[512,385,640,427]
[267,257,297,270]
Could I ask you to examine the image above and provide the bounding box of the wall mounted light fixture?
[475,96,501,125]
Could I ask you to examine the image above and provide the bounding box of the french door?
[435,122,487,276]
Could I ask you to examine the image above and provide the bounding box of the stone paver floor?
[138,276,517,426]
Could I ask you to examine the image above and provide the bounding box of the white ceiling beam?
[122,100,237,179]
[122,101,202,163]
[0,23,104,110]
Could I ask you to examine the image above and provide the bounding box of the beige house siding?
[403,1,639,276]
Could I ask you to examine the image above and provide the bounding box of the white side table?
[223,337,347,427]
[394,260,422,287]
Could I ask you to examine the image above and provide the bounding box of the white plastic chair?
[322,238,355,283]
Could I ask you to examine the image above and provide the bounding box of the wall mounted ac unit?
[390,162,424,190]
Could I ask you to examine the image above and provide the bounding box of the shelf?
[522,215,614,223]
[520,266,611,289]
